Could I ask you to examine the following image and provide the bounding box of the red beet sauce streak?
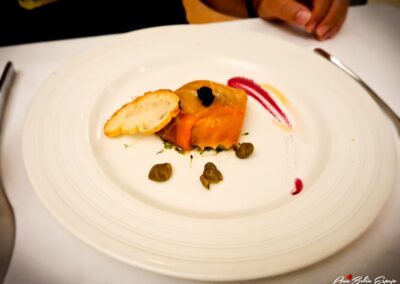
[227,76,291,128]
[228,76,300,195]
[291,178,303,195]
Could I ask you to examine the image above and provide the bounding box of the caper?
[235,142,254,159]
[200,175,211,189]
[148,163,172,182]
[203,162,223,182]
[200,162,223,189]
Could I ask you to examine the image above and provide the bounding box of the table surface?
[1,4,399,284]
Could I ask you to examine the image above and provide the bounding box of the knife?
[0,61,16,283]
[314,48,400,135]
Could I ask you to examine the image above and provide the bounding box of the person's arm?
[200,0,311,24]
[200,0,249,18]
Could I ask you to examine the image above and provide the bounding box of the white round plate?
[22,25,397,281]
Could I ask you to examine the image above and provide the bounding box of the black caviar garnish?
[197,86,215,107]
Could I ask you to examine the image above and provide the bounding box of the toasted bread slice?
[104,89,180,137]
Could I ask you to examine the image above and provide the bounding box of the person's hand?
[305,0,349,40]
[254,0,349,40]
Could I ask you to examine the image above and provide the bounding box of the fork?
[314,48,400,135]
[0,61,16,283]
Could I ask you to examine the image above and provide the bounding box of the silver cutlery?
[314,48,400,135]
[0,61,16,283]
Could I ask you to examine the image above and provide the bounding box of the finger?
[257,0,312,26]
[315,0,349,39]
[305,0,332,33]
[318,10,347,40]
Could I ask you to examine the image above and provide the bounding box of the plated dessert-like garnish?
[104,79,250,189]
[104,77,303,195]
[104,80,248,152]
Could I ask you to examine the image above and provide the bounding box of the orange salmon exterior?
[158,80,247,150]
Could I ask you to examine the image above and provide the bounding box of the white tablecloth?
[1,4,399,284]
